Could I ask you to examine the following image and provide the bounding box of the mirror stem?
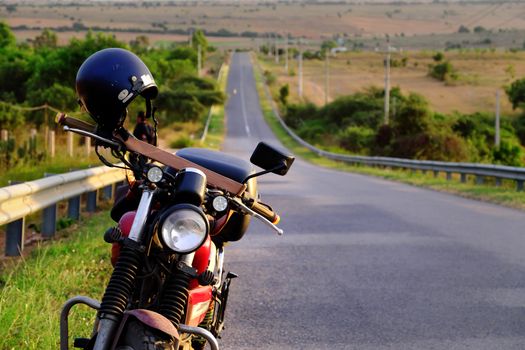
[243,163,286,184]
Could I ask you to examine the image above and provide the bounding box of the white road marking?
[239,64,251,137]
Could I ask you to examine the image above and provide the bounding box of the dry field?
[2,1,525,46]
[259,50,525,116]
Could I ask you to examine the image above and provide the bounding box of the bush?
[283,103,318,129]
[170,136,194,149]
[263,70,276,85]
[338,126,375,153]
[492,140,523,166]
[429,61,456,82]
[279,84,289,106]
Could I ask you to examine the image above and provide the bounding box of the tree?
[156,76,224,122]
[321,40,337,52]
[0,22,16,48]
[279,84,289,106]
[33,29,58,49]
[130,35,150,53]
[458,25,470,33]
[393,93,432,136]
[191,29,208,62]
[432,52,444,62]
[505,78,525,110]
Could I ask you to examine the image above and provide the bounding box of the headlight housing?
[159,204,209,253]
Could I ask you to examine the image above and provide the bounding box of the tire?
[115,320,177,350]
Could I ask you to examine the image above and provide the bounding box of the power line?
[463,3,502,28]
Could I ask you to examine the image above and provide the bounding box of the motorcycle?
[56,112,294,350]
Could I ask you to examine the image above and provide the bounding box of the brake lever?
[63,126,123,150]
[230,198,284,236]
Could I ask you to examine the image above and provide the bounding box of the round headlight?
[160,206,208,253]
[212,196,228,212]
[147,166,163,183]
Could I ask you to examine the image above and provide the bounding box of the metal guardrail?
[1,165,126,256]
[255,60,525,192]
[200,63,227,143]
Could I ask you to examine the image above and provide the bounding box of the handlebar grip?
[250,200,280,224]
[55,113,96,133]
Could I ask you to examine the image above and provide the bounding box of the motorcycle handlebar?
[247,197,280,224]
[55,113,97,133]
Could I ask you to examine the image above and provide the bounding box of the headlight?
[159,204,209,253]
[147,166,163,183]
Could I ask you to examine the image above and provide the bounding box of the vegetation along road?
[217,52,525,350]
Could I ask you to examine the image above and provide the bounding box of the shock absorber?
[159,261,193,328]
[99,243,142,318]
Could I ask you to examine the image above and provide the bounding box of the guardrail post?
[48,130,56,158]
[460,173,467,183]
[517,180,524,192]
[5,217,25,256]
[101,184,113,201]
[42,173,57,238]
[446,172,452,181]
[67,133,74,157]
[495,178,502,187]
[433,170,439,178]
[476,175,484,185]
[86,190,97,212]
[68,195,81,220]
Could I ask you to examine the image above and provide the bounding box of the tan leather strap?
[118,134,247,196]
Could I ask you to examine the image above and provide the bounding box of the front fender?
[110,309,180,349]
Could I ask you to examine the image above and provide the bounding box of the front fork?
[93,187,156,350]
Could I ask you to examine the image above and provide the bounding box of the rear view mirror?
[250,142,295,176]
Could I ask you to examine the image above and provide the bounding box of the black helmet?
[76,48,158,134]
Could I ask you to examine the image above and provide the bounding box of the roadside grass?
[252,55,525,211]
[0,211,114,349]
[0,59,231,349]
[200,64,230,150]
[0,155,102,187]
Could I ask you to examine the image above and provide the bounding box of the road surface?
[218,52,525,350]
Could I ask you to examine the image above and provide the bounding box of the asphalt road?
[218,52,525,350]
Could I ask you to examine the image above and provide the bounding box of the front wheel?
[115,320,177,350]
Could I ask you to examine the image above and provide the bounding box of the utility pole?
[275,35,279,64]
[384,46,392,125]
[197,44,202,77]
[285,34,289,73]
[268,34,273,57]
[324,49,330,105]
[298,40,303,99]
[495,90,501,148]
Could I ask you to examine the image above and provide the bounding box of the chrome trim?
[128,188,156,242]
[216,247,224,286]
[179,324,219,350]
[232,198,284,235]
[182,167,206,178]
[60,296,101,350]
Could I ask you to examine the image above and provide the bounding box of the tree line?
[0,23,224,130]
[279,85,524,167]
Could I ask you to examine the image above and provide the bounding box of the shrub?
[263,70,276,85]
[338,126,375,153]
[170,136,194,149]
[279,84,289,106]
[283,103,318,129]
[492,140,523,166]
[429,61,456,82]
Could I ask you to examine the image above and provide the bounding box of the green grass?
[252,54,525,211]
[0,155,102,187]
[0,212,114,349]
[200,64,229,150]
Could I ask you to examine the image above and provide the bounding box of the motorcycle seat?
[176,148,254,183]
